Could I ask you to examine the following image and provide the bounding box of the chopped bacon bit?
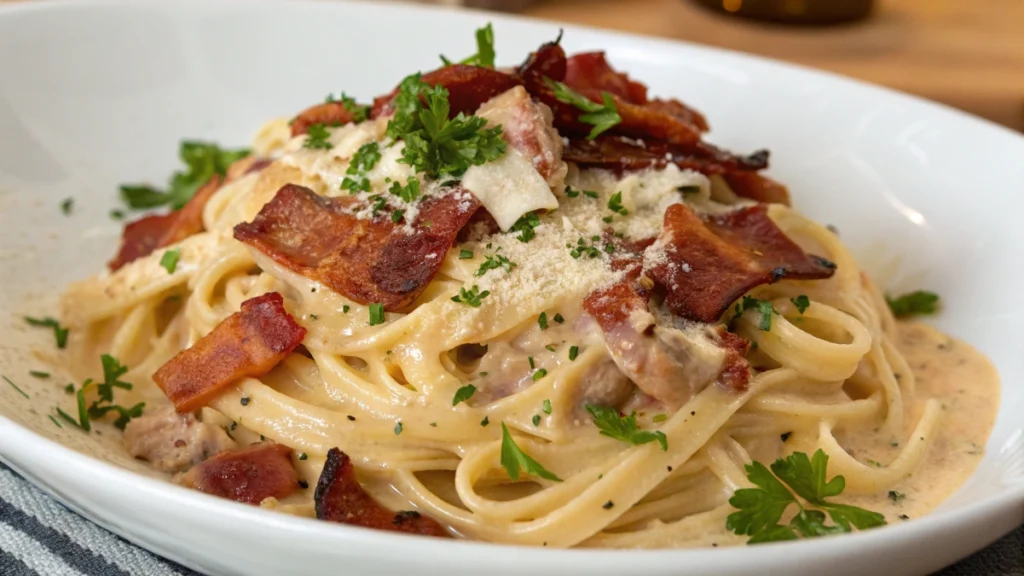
[180,442,298,505]
[371,64,521,120]
[646,204,835,323]
[108,175,223,271]
[315,448,449,537]
[234,184,481,311]
[582,259,648,329]
[153,292,306,413]
[713,327,752,391]
[290,101,357,137]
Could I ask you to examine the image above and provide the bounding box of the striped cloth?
[1,459,1020,575]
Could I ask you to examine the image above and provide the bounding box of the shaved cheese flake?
[461,148,558,231]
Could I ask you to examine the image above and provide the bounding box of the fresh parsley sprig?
[500,423,562,482]
[440,23,496,68]
[120,142,249,210]
[341,142,382,194]
[886,290,940,318]
[386,75,506,179]
[543,78,621,139]
[60,355,145,431]
[726,450,887,544]
[585,404,667,451]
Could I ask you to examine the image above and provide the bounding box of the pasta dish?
[41,27,999,548]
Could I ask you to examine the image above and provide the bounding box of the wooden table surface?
[523,0,1024,132]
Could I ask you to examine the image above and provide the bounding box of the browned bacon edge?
[646,203,835,324]
[153,292,306,413]
[180,442,298,505]
[234,184,481,311]
[108,174,222,271]
[291,102,357,137]
[371,64,522,120]
[315,448,449,537]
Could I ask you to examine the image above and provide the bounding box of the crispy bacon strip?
[153,292,306,413]
[645,203,835,323]
[290,102,357,137]
[234,184,481,311]
[371,64,521,120]
[180,442,298,505]
[108,174,222,271]
[315,448,449,537]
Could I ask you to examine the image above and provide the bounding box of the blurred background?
[426,0,1024,133]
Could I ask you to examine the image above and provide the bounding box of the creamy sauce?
[838,321,1000,521]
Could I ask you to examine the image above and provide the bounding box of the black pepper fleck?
[240,397,250,406]
[602,501,614,510]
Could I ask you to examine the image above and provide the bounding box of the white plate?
[0,1,1022,575]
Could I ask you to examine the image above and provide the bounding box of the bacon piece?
[108,175,223,271]
[315,448,449,537]
[371,65,521,120]
[645,204,835,323]
[722,171,791,205]
[563,135,768,174]
[290,102,357,137]
[234,184,481,311]
[153,292,306,412]
[180,442,298,505]
[565,51,649,104]
[475,85,566,186]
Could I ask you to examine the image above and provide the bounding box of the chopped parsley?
[528,356,535,369]
[532,368,547,381]
[60,197,74,215]
[735,296,775,331]
[886,290,940,318]
[368,303,386,326]
[888,490,906,503]
[341,142,381,193]
[542,399,552,415]
[586,404,667,451]
[459,249,474,260]
[25,316,69,349]
[299,452,308,461]
[61,354,146,431]
[120,141,249,210]
[159,248,180,274]
[394,421,404,435]
[790,295,810,314]
[607,191,628,216]
[386,75,506,179]
[29,371,50,379]
[440,23,496,68]
[452,384,477,406]
[726,449,886,544]
[568,345,579,361]
[500,422,561,482]
[389,177,421,203]
[240,397,250,406]
[451,285,490,307]
[391,209,404,223]
[543,77,622,139]
[510,212,541,243]
[342,304,350,313]
[544,344,556,352]
[109,209,125,220]
[564,185,599,199]
[303,123,334,150]
[652,413,668,423]
[4,376,28,399]
[474,254,516,277]
[538,312,549,330]
[553,313,564,324]
[481,415,490,427]
[568,236,604,259]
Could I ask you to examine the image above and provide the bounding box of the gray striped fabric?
[0,459,1020,575]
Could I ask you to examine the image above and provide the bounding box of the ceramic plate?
[0,1,1021,575]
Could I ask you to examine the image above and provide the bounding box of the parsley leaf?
[737,295,775,331]
[340,142,381,194]
[886,290,940,318]
[120,141,249,210]
[25,316,69,349]
[726,449,887,544]
[543,78,621,139]
[500,422,562,482]
[790,295,810,314]
[474,254,516,277]
[304,123,334,150]
[159,248,180,274]
[585,404,667,451]
[511,212,541,243]
[368,303,386,326]
[452,384,477,406]
[328,92,370,122]
[387,77,506,179]
[440,23,496,68]
[542,399,552,414]
[451,285,490,307]
[538,312,548,330]
[607,191,628,215]
[389,177,421,203]
[60,197,74,215]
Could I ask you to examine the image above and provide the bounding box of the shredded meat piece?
[122,406,236,473]
[475,85,567,188]
[180,442,298,505]
[153,292,306,412]
[315,448,449,537]
[235,184,481,311]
